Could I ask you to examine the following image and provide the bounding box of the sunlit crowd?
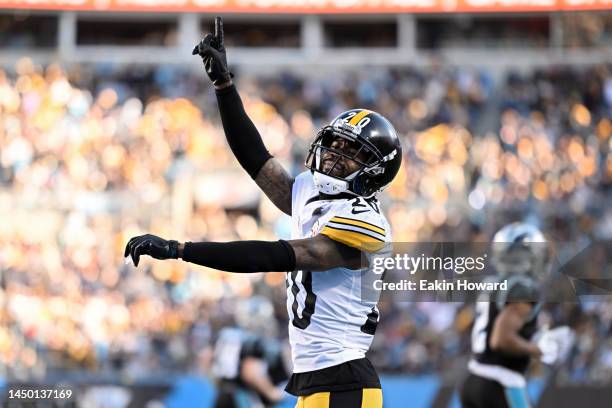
[0,59,610,384]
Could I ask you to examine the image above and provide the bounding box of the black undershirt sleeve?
[216,85,273,179]
[182,240,296,273]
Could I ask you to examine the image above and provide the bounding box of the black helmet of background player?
[492,222,549,277]
[305,109,402,198]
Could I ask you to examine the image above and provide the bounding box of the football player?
[213,297,288,408]
[460,223,573,408]
[125,16,402,408]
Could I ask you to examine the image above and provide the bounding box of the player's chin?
[332,169,351,178]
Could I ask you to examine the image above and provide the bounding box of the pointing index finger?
[214,16,224,46]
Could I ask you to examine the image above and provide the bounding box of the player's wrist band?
[168,240,180,259]
[216,84,273,179]
[182,240,296,272]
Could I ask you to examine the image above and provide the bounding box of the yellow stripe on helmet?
[348,109,372,126]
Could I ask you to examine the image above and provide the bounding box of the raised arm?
[253,160,293,215]
[215,84,294,215]
[193,17,293,215]
[124,233,362,272]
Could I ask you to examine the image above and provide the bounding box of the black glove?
[192,16,233,86]
[124,234,179,267]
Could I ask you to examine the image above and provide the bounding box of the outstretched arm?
[290,235,362,271]
[124,234,362,271]
[193,17,293,215]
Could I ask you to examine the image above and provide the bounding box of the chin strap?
[313,172,349,195]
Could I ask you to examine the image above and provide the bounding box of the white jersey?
[287,171,392,373]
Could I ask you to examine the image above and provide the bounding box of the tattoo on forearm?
[255,159,294,215]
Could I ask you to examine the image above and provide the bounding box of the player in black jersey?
[460,223,573,408]
[213,297,289,408]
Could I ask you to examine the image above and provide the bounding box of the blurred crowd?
[0,59,610,385]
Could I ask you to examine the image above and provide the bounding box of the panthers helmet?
[305,109,402,198]
[492,222,549,277]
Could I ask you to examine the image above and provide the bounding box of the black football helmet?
[305,109,402,198]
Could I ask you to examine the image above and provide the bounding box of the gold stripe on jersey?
[321,225,386,253]
[348,109,372,126]
[323,224,385,242]
[330,216,386,236]
[295,389,382,408]
[296,391,330,408]
[361,388,383,408]
[325,220,385,242]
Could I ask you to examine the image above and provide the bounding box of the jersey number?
[344,111,371,129]
[289,272,380,335]
[289,271,317,329]
[471,302,490,353]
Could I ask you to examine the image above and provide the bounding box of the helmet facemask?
[305,126,384,197]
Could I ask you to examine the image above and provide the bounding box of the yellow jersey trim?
[330,216,385,236]
[321,226,385,253]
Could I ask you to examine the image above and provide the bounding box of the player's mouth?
[321,157,348,177]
